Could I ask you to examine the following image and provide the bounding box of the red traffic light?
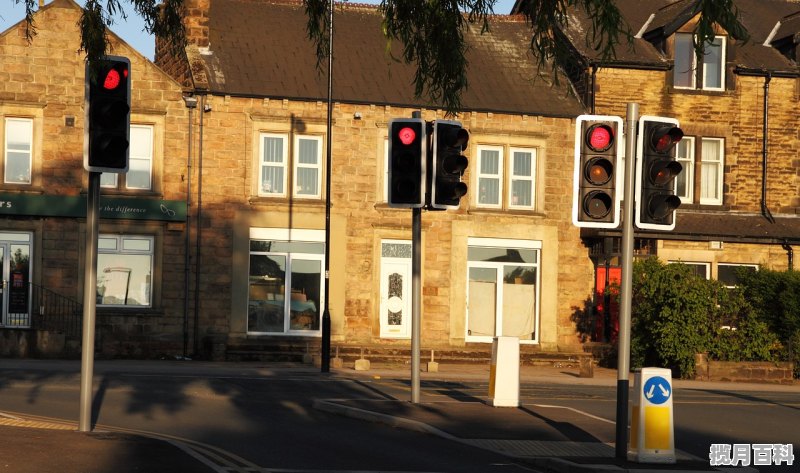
[586,124,613,152]
[397,126,416,146]
[651,126,684,153]
[102,65,128,91]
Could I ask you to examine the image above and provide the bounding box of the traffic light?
[430,120,469,210]
[387,118,425,208]
[84,56,131,173]
[572,115,623,228]
[634,116,684,231]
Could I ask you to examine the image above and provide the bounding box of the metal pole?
[411,206,421,403]
[616,102,638,459]
[79,171,100,432]
[320,0,334,372]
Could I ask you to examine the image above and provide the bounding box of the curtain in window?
[673,34,695,88]
[511,151,533,206]
[479,149,500,205]
[703,39,723,89]
[296,138,319,196]
[261,136,284,194]
[701,139,721,203]
[674,139,693,200]
[5,118,32,184]
[127,125,153,189]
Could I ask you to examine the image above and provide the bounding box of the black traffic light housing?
[84,56,131,173]
[430,120,469,210]
[387,118,426,208]
[572,115,623,228]
[634,116,684,231]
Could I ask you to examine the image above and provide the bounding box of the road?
[0,360,540,473]
[0,360,797,472]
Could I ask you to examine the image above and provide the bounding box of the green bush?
[737,268,800,377]
[629,258,780,378]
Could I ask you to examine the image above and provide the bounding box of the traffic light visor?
[652,126,684,153]
[650,160,683,186]
[586,124,613,152]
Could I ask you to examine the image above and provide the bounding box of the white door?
[379,241,412,339]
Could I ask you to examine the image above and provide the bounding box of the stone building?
[155,0,599,361]
[4,0,798,362]
[0,0,191,357]
[511,0,800,340]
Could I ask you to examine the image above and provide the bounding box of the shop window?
[247,230,324,335]
[466,238,540,344]
[97,235,154,307]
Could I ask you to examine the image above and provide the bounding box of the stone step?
[226,342,592,366]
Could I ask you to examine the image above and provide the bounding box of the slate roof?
[193,0,584,117]
[515,0,800,74]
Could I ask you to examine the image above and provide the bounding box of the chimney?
[184,0,211,48]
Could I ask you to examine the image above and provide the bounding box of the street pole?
[410,111,422,404]
[615,102,638,459]
[320,0,334,373]
[411,206,421,403]
[79,171,100,432]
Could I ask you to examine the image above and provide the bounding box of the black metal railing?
[30,283,83,338]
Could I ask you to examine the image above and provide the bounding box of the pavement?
[0,360,796,473]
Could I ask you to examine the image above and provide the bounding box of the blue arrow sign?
[643,376,671,405]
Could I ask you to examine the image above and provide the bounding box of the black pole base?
[615,378,630,459]
[320,309,331,373]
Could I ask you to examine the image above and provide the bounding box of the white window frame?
[673,33,697,90]
[700,138,724,206]
[675,136,695,203]
[97,234,155,308]
[466,237,541,345]
[293,135,323,199]
[702,36,726,91]
[383,137,389,202]
[673,33,726,91]
[247,228,325,336]
[4,117,33,185]
[258,133,288,197]
[508,147,536,210]
[476,145,503,209]
[102,124,154,189]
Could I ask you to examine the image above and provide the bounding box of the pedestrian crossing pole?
[615,102,638,458]
[79,171,100,432]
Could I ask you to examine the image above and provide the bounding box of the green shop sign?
[0,193,186,222]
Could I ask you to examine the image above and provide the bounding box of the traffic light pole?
[411,207,422,403]
[615,102,638,459]
[79,171,101,432]
[410,110,423,404]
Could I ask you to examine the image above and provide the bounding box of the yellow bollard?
[630,367,676,463]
